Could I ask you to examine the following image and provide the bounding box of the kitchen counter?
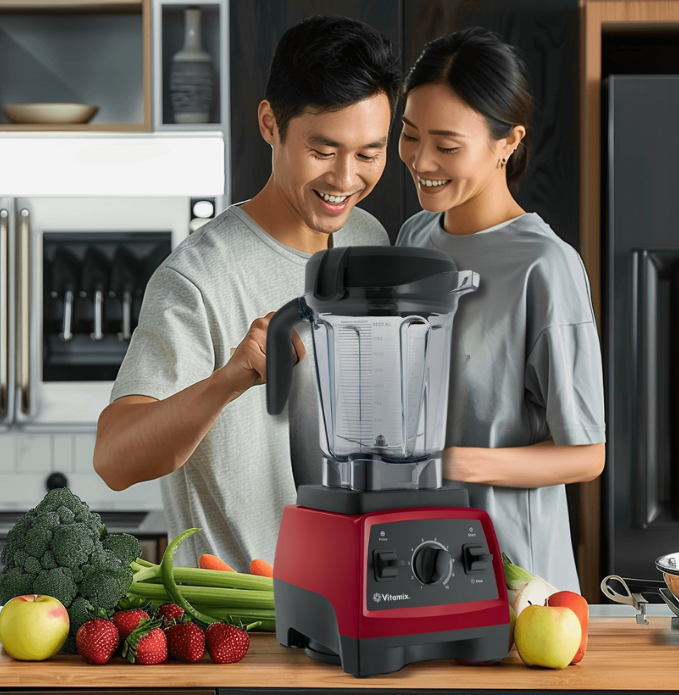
[1,614,679,691]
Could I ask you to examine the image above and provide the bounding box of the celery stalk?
[129,580,275,609]
[131,561,274,592]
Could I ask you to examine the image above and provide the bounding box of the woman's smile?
[417,176,452,192]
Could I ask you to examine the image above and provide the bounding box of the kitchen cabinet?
[1,615,678,691]
[0,1,152,131]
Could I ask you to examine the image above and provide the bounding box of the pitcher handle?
[266,297,307,415]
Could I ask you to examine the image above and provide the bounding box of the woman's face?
[399,83,510,214]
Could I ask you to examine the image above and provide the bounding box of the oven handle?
[0,209,8,416]
[18,208,31,415]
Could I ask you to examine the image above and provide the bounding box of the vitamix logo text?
[373,592,410,602]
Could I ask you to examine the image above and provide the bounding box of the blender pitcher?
[267,246,478,491]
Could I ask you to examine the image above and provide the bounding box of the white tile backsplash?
[0,472,50,508]
[0,430,163,512]
[17,434,51,473]
[52,435,74,473]
[74,433,97,474]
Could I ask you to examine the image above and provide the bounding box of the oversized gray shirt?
[110,204,389,568]
[396,211,606,592]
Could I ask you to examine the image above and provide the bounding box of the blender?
[266,246,510,677]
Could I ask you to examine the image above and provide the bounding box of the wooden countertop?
[1,617,678,690]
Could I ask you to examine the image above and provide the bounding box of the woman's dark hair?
[265,15,401,142]
[404,27,533,188]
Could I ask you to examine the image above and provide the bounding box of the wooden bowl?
[2,103,99,125]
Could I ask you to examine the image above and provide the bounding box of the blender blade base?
[305,639,342,665]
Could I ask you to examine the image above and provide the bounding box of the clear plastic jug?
[267,247,478,491]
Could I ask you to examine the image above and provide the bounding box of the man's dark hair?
[265,15,400,142]
[404,27,534,189]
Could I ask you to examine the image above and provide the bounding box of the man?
[94,16,400,568]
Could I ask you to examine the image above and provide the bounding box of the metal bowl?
[656,552,679,599]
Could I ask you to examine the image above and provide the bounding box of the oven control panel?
[366,518,498,610]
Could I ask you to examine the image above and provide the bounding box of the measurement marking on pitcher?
[338,324,374,440]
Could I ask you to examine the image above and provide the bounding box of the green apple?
[0,594,70,661]
[546,590,589,663]
[514,604,581,669]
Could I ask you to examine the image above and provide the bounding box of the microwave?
[0,196,192,432]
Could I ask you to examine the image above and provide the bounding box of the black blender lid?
[306,246,457,302]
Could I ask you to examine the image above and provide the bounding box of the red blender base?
[273,486,510,677]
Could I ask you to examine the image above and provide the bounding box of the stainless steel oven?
[0,196,190,432]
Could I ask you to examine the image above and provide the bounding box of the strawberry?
[113,609,149,641]
[122,619,168,665]
[76,618,120,665]
[156,603,185,625]
[205,622,251,664]
[165,622,206,662]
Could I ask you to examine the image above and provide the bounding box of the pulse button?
[463,544,492,574]
[374,550,405,582]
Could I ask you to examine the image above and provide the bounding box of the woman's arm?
[442,440,605,488]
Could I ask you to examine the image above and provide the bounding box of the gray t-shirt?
[396,211,606,592]
[110,204,389,568]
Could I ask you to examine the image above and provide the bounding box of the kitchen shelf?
[154,0,228,129]
[152,0,229,205]
[0,0,151,131]
[0,1,142,13]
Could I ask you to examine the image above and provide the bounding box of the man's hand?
[220,312,307,395]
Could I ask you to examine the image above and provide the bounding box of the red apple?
[546,590,588,663]
[0,594,70,660]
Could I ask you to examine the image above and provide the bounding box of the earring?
[500,157,507,169]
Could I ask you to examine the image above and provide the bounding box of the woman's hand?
[442,441,605,488]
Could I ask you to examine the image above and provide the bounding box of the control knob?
[412,542,452,585]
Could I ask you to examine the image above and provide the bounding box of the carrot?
[250,559,274,578]
[199,553,235,572]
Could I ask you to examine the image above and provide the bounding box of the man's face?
[270,93,391,235]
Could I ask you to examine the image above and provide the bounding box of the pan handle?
[601,575,656,624]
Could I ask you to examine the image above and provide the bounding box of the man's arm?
[94,313,305,491]
[442,440,605,488]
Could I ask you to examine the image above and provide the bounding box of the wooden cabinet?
[0,0,151,131]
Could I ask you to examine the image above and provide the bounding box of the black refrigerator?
[604,75,679,587]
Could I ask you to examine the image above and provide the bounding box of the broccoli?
[41,550,57,570]
[80,564,133,608]
[23,527,52,559]
[63,596,96,654]
[0,567,34,601]
[23,555,42,576]
[32,567,78,608]
[102,532,142,566]
[51,523,96,568]
[55,506,75,525]
[12,550,28,569]
[0,488,140,653]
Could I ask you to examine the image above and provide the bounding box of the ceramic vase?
[170,6,215,124]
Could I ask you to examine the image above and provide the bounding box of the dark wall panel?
[230,0,404,240]
[403,0,580,251]
[230,0,579,248]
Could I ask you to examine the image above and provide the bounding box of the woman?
[396,27,605,593]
